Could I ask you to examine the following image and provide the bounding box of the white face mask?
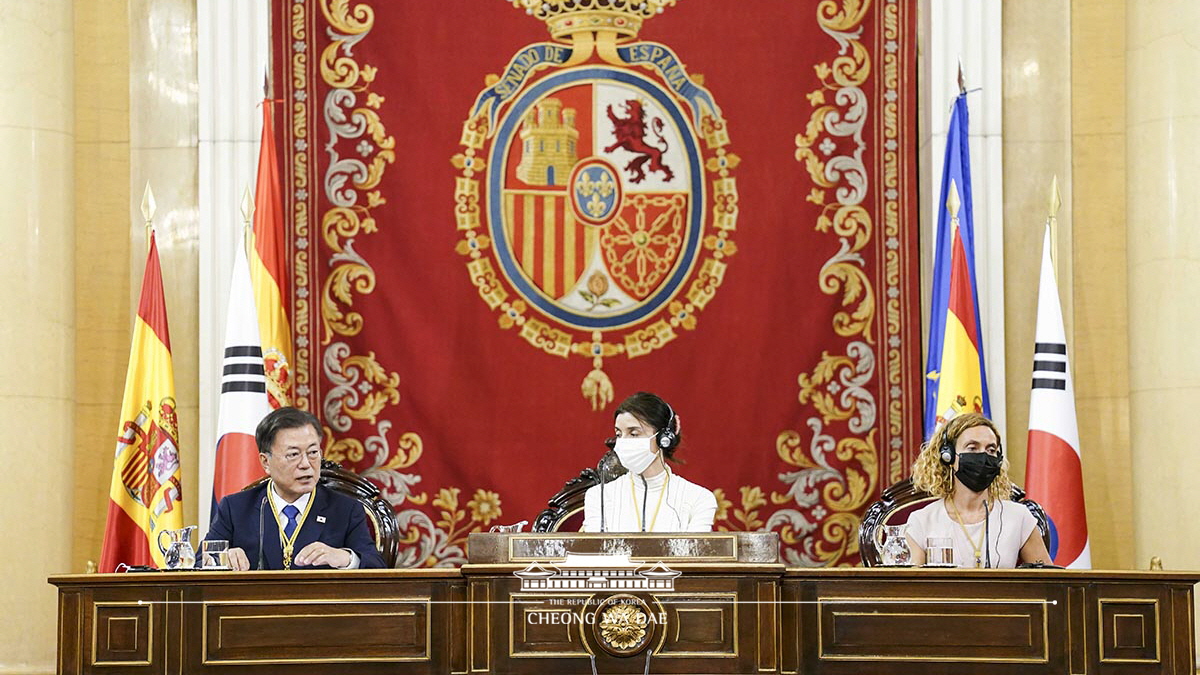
[613,436,658,475]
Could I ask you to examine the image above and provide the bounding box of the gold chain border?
[880,0,913,485]
[290,0,311,409]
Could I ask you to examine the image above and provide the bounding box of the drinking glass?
[924,536,956,567]
[201,540,231,569]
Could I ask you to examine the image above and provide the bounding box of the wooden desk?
[779,567,1199,675]
[49,560,1198,674]
[50,569,464,675]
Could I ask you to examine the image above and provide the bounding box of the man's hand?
[226,547,251,571]
[295,541,352,569]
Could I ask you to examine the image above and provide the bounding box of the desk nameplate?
[467,532,780,564]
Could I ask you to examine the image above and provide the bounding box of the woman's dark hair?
[614,391,682,460]
[255,407,323,455]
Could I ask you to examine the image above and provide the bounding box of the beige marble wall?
[70,0,200,589]
[0,1,75,671]
[1126,0,1200,573]
[72,0,132,577]
[1002,1,1137,572]
[1000,1,1073,477]
[1071,0,1133,571]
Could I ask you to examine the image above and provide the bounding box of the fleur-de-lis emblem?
[586,191,608,217]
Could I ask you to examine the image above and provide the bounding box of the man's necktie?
[282,504,300,539]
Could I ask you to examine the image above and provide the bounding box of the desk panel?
[49,564,1198,674]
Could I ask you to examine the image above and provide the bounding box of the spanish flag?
[249,101,292,408]
[99,232,184,571]
[924,93,990,437]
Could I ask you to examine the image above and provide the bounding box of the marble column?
[1126,1,1200,572]
[0,1,75,671]
[1070,0,1132,571]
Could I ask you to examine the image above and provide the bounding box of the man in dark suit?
[203,407,386,570]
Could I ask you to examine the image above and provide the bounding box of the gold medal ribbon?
[947,497,986,568]
[268,482,315,570]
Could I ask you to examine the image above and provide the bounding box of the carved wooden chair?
[532,452,633,532]
[531,466,599,532]
[858,477,1050,567]
[244,459,400,567]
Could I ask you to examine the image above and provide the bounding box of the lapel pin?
[316,515,326,523]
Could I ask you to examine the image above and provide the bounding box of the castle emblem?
[453,0,739,409]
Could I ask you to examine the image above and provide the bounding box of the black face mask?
[955,452,1002,493]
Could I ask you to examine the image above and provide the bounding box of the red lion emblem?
[603,99,674,184]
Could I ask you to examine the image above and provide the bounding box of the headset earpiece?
[938,435,955,465]
[656,403,678,450]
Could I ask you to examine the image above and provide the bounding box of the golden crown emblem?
[507,0,678,41]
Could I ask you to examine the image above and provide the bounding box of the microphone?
[257,493,268,570]
[597,441,626,533]
[640,474,648,532]
[984,498,992,568]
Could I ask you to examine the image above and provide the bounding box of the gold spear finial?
[1048,175,1061,276]
[141,182,156,251]
[141,182,156,223]
[947,178,961,219]
[241,186,255,256]
[957,58,966,95]
[240,185,255,225]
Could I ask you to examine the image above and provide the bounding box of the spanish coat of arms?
[453,0,739,409]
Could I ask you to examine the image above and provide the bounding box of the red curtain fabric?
[274,0,922,567]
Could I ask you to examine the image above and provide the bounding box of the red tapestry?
[274,0,922,567]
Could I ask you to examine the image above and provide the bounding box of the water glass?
[925,536,956,567]
[201,540,231,569]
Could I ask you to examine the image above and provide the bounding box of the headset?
[938,423,1004,465]
[656,402,679,450]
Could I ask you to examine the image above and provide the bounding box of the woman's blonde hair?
[911,412,1013,501]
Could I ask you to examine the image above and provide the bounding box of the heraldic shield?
[454,0,739,409]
